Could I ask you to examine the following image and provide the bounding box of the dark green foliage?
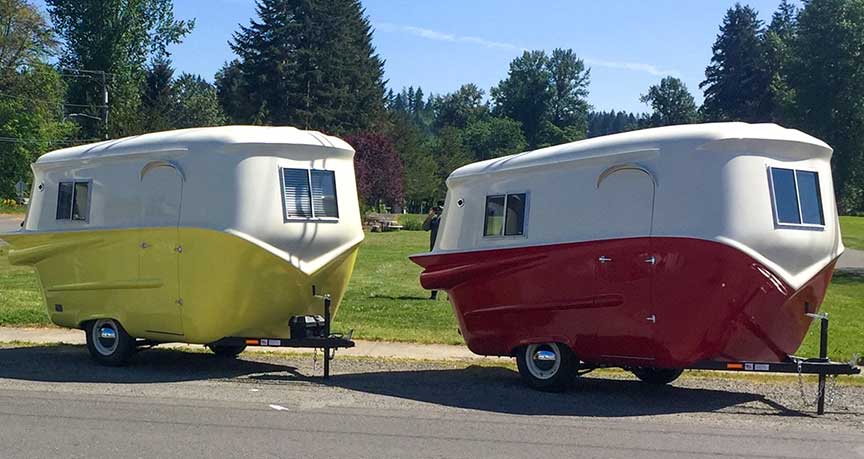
[640,77,699,126]
[171,73,226,129]
[587,111,648,138]
[462,117,527,161]
[0,65,76,196]
[229,0,385,133]
[700,3,771,122]
[430,83,487,130]
[140,57,174,132]
[0,0,57,86]
[492,49,590,147]
[45,0,193,139]
[788,0,864,212]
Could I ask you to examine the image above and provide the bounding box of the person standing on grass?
[423,203,443,300]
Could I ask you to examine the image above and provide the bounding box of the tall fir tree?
[141,57,174,132]
[230,0,385,133]
[789,0,864,212]
[700,4,770,122]
[762,0,797,123]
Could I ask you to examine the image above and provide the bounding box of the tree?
[230,0,386,133]
[430,127,473,198]
[345,132,404,210]
[492,49,591,147]
[700,4,770,122]
[46,0,194,139]
[640,77,699,126]
[431,83,487,130]
[492,50,552,147]
[385,116,438,212]
[140,57,174,132]
[547,48,591,132]
[0,64,76,196]
[0,0,57,86]
[215,60,256,125]
[462,117,527,161]
[789,0,864,212]
[762,0,797,123]
[171,73,226,129]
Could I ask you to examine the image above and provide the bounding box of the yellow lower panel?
[2,227,359,343]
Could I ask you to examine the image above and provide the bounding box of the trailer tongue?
[209,294,354,379]
[687,313,860,415]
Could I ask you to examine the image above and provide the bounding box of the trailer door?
[591,166,656,363]
[137,162,184,337]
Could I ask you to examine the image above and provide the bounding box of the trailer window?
[311,170,338,218]
[281,168,338,220]
[484,193,527,237]
[770,167,824,226]
[55,180,90,221]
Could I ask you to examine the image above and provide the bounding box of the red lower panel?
[410,238,836,368]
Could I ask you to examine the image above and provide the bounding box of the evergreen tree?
[215,60,254,124]
[640,76,699,126]
[230,0,385,133]
[700,4,770,122]
[762,0,797,123]
[462,117,527,161]
[789,0,864,212]
[141,57,174,132]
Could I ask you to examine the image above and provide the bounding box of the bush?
[398,214,426,231]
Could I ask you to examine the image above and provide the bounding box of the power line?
[0,93,108,110]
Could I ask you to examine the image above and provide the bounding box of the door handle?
[646,315,656,323]
[598,256,612,263]
[140,242,150,249]
[644,255,656,264]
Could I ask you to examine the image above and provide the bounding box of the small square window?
[55,180,89,221]
[484,193,527,237]
[769,167,824,227]
[280,168,338,220]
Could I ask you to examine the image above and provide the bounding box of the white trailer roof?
[449,122,832,182]
[37,126,353,164]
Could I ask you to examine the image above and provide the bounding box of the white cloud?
[376,22,680,77]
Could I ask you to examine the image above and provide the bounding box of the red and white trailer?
[411,122,857,396]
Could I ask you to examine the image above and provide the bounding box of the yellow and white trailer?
[0,126,364,365]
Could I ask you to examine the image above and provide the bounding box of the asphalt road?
[0,214,21,233]
[0,345,862,459]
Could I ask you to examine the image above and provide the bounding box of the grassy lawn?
[0,230,861,362]
[840,216,864,250]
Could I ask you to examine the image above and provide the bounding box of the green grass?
[0,231,861,362]
[333,231,461,344]
[840,216,864,250]
[0,206,26,214]
[0,250,48,325]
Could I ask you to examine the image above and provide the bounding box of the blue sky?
[40,0,789,113]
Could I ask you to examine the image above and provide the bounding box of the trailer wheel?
[516,343,578,392]
[85,319,135,366]
[631,367,683,385]
[207,344,247,358]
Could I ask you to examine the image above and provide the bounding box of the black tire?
[515,342,578,392]
[207,344,247,358]
[631,367,684,385]
[85,319,135,366]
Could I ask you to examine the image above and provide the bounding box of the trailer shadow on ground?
[0,345,302,384]
[0,344,822,418]
[320,366,814,418]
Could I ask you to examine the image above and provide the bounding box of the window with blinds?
[281,168,338,220]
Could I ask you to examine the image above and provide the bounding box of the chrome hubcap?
[525,343,561,380]
[93,319,119,356]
